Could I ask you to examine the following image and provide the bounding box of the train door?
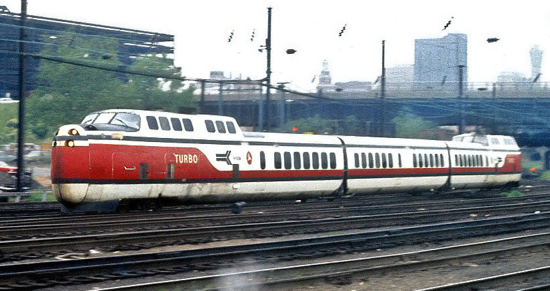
[112,152,151,180]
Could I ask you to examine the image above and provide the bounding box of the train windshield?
[81,112,141,132]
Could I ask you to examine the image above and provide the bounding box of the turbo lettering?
[174,154,198,164]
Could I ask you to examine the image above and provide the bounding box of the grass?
[501,190,524,198]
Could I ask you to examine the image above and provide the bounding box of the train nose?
[51,125,90,205]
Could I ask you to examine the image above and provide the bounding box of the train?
[51,109,522,213]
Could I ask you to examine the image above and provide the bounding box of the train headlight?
[68,128,80,136]
[65,140,75,148]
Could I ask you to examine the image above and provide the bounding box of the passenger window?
[418,154,423,168]
[441,154,445,167]
[388,153,393,168]
[274,152,282,169]
[413,154,418,168]
[429,154,434,168]
[382,153,387,168]
[354,153,360,168]
[424,154,430,168]
[398,154,402,168]
[435,154,439,167]
[361,153,367,169]
[312,152,320,169]
[368,153,374,169]
[146,116,159,130]
[226,122,237,134]
[284,152,292,169]
[330,153,336,169]
[159,117,171,131]
[182,118,194,131]
[216,121,226,133]
[294,152,301,169]
[205,120,216,133]
[303,152,311,169]
[260,151,266,170]
[455,155,458,167]
[171,118,182,131]
[375,153,381,168]
[321,153,328,169]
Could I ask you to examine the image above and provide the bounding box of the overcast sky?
[3,0,550,91]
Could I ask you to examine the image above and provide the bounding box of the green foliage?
[0,104,18,144]
[500,190,524,198]
[24,32,197,143]
[392,108,437,138]
[284,115,337,134]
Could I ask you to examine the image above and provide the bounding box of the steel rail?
[1,212,550,290]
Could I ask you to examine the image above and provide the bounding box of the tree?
[392,108,437,138]
[26,32,196,142]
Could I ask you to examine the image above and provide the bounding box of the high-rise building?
[414,33,467,91]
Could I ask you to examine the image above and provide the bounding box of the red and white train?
[51,109,522,212]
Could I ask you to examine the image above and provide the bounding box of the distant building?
[0,9,174,99]
[414,33,467,91]
[530,45,543,82]
[316,60,336,92]
[386,65,414,91]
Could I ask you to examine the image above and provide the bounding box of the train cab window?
[274,152,282,169]
[216,121,226,133]
[140,163,149,180]
[167,163,175,179]
[312,152,320,169]
[388,153,394,168]
[491,138,500,145]
[321,153,328,169]
[354,153,360,168]
[159,117,171,131]
[284,152,292,169]
[205,120,216,133]
[226,122,237,134]
[303,152,311,169]
[294,152,301,169]
[330,153,337,169]
[382,153,387,168]
[146,116,159,130]
[171,118,182,131]
[361,153,367,169]
[260,151,266,170]
[182,119,194,131]
[413,154,418,168]
[368,153,374,169]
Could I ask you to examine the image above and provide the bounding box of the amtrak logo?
[216,151,232,165]
[246,152,252,164]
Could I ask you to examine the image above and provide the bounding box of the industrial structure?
[0,9,174,99]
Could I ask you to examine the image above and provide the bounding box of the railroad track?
[2,192,550,241]
[2,212,550,290]
[93,231,550,291]
[2,198,550,262]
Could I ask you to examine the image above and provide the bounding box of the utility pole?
[265,7,272,131]
[458,65,465,134]
[380,40,386,137]
[16,0,27,192]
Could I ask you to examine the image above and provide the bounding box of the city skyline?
[1,0,550,92]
